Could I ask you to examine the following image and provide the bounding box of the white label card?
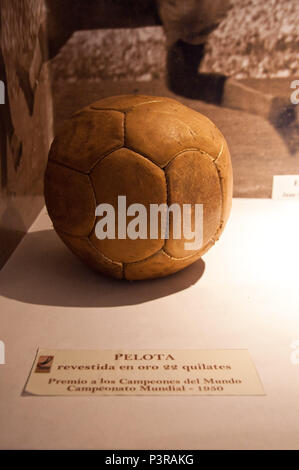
[25,349,265,396]
[272,175,299,200]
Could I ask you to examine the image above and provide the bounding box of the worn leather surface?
[165,150,222,258]
[90,147,167,263]
[44,94,233,280]
[49,109,124,172]
[44,161,95,236]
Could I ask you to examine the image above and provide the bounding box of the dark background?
[0,0,298,268]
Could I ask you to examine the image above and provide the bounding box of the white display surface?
[0,198,299,450]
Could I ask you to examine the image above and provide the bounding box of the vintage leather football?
[44,95,233,280]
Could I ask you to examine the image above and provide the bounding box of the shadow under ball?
[44,95,233,280]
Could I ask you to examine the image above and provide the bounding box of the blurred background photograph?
[0,0,299,266]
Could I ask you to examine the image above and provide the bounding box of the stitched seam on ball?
[128,100,166,109]
[89,108,124,114]
[53,147,225,270]
[163,148,215,170]
[54,226,90,239]
[48,144,124,175]
[124,239,214,266]
[165,143,225,243]
[86,237,123,267]
[88,144,166,276]
[123,111,127,147]
[123,166,167,277]
[212,157,225,238]
[121,237,217,268]
[162,242,214,261]
[163,168,170,252]
[124,144,164,169]
[214,142,224,164]
[87,173,97,237]
[48,164,96,238]
[163,147,224,257]
[162,247,197,261]
[92,147,166,175]
[90,100,166,113]
[87,231,147,271]
[87,145,128,172]
[124,248,164,266]
[213,140,226,233]
[48,158,88,175]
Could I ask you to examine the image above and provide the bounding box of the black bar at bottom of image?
[0,450,297,466]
